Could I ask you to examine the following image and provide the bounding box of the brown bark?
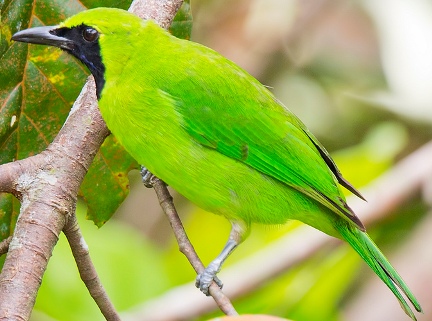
[0,78,107,320]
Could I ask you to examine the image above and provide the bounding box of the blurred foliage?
[2,0,431,320]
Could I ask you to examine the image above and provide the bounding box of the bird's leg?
[140,165,157,188]
[196,220,249,295]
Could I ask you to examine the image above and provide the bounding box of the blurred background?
[31,0,432,320]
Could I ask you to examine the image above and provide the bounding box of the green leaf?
[0,194,18,241]
[80,135,138,227]
[169,0,193,40]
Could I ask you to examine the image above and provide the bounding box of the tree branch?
[0,162,20,197]
[151,178,238,316]
[0,237,12,257]
[63,213,121,321]
[0,77,107,320]
[129,0,184,28]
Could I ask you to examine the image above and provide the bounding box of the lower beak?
[12,26,74,50]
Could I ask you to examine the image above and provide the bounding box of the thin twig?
[151,178,238,316]
[63,214,121,321]
[0,236,12,256]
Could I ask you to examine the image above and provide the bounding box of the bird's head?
[12,8,146,98]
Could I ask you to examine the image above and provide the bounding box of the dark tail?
[335,224,422,320]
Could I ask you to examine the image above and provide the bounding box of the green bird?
[12,8,421,319]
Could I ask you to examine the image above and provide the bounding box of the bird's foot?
[140,166,156,188]
[195,261,223,296]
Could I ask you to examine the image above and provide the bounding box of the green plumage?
[84,11,361,234]
[335,222,421,319]
[12,7,421,319]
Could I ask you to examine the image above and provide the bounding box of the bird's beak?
[12,26,74,50]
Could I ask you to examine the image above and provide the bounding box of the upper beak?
[12,26,74,50]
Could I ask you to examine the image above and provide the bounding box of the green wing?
[160,42,364,229]
[289,113,365,202]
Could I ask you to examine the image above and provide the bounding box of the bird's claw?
[140,166,156,188]
[195,263,223,296]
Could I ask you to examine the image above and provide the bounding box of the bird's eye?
[83,27,99,42]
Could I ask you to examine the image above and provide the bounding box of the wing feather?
[158,43,364,230]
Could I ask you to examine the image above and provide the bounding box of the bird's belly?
[104,107,339,237]
[134,139,339,236]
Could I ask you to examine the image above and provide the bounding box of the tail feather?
[335,224,422,320]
